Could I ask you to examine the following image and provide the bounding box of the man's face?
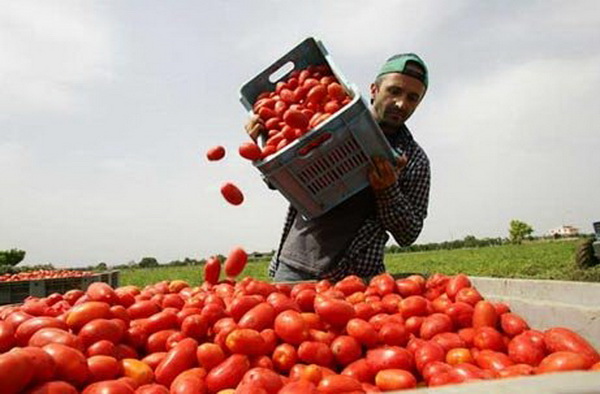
[370,73,426,130]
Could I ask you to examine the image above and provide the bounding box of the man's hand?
[245,114,266,142]
[368,155,408,191]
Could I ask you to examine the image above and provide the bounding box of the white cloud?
[0,1,113,114]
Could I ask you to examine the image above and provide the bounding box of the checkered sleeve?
[375,146,430,246]
[268,205,297,278]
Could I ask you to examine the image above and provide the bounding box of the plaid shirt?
[268,125,430,281]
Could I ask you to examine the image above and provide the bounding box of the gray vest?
[279,187,375,275]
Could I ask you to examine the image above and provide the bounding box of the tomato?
[414,341,445,372]
[497,363,534,378]
[29,327,84,351]
[431,332,466,352]
[221,182,244,206]
[206,145,226,161]
[421,361,453,383]
[274,309,308,345]
[341,358,374,383]
[334,275,366,296]
[119,358,154,386]
[458,327,475,347]
[366,346,414,372]
[279,379,318,394]
[28,381,79,394]
[155,338,198,386]
[0,321,15,352]
[475,349,514,371]
[146,329,178,354]
[3,310,33,331]
[379,322,410,347]
[473,327,505,351]
[226,328,266,355]
[317,374,363,393]
[144,311,179,335]
[206,354,250,392]
[544,327,600,366]
[331,335,362,366]
[266,292,300,314]
[135,384,170,394]
[79,318,124,346]
[472,301,498,328]
[346,318,378,347]
[507,332,546,366]
[405,316,425,336]
[238,302,276,331]
[399,296,428,318]
[15,316,68,346]
[445,274,471,300]
[395,279,423,297]
[445,347,474,365]
[224,247,248,277]
[170,368,207,394]
[420,313,453,340]
[43,343,89,387]
[314,298,355,327]
[283,109,308,130]
[455,287,483,306]
[536,351,590,374]
[240,367,283,394]
[66,301,112,331]
[298,341,334,367]
[128,300,160,320]
[87,282,118,305]
[81,380,135,394]
[375,369,417,391]
[87,355,121,382]
[444,302,474,329]
[141,352,167,370]
[500,313,529,337]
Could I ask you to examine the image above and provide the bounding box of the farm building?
[548,225,579,237]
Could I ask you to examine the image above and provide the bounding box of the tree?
[139,257,159,268]
[96,262,108,271]
[509,220,534,244]
[0,249,26,266]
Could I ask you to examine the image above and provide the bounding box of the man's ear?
[370,83,377,104]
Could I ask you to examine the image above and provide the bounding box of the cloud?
[0,1,113,114]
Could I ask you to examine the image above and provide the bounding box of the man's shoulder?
[409,139,430,167]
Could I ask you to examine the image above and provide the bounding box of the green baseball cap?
[377,53,428,87]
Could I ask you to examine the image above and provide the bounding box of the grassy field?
[120,239,600,287]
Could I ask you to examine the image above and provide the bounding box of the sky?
[1,1,599,267]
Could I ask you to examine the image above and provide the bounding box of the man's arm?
[369,152,431,246]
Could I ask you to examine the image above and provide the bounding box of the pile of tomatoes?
[1,258,599,393]
[0,270,94,283]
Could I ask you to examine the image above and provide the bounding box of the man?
[246,53,431,282]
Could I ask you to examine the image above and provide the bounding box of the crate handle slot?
[298,132,332,157]
[269,61,295,84]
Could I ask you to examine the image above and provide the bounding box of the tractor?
[575,221,600,268]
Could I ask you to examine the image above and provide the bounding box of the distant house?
[548,225,579,237]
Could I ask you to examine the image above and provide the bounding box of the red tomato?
[283,109,309,129]
[331,335,362,366]
[206,145,226,161]
[421,360,453,383]
[15,316,68,346]
[445,274,471,300]
[498,363,534,378]
[42,343,90,387]
[240,367,283,394]
[327,82,346,101]
[228,295,264,321]
[206,354,250,392]
[473,327,505,351]
[11,346,56,384]
[536,351,591,374]
[79,318,124,346]
[220,182,245,206]
[88,339,117,357]
[414,341,446,372]
[141,352,167,371]
[341,358,375,383]
[0,321,15,352]
[346,318,379,347]
[239,142,263,161]
[86,282,118,305]
[181,314,208,341]
[399,296,428,318]
[420,313,453,340]
[431,332,466,352]
[334,275,367,296]
[544,327,600,366]
[274,309,308,345]
[135,384,170,394]
[170,368,207,394]
[279,379,318,394]
[317,374,363,393]
[472,301,498,328]
[314,298,355,327]
[226,328,266,355]
[375,369,417,391]
[475,349,514,371]
[127,300,160,320]
[224,246,248,277]
[379,322,410,347]
[154,338,198,386]
[507,332,546,366]
[500,313,529,337]
[445,348,474,365]
[28,381,79,394]
[272,343,297,373]
[81,380,135,394]
[366,346,414,372]
[146,329,178,354]
[266,292,300,314]
[444,302,474,329]
[66,301,112,331]
[29,327,84,351]
[306,85,327,104]
[298,341,334,367]
[87,355,121,382]
[455,287,483,306]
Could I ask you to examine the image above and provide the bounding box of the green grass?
[120,239,600,287]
